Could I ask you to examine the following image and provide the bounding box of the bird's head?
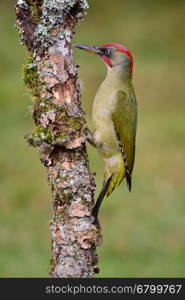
[74,42,133,74]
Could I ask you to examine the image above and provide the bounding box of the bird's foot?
[83,127,97,148]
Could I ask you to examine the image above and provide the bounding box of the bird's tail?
[92,175,113,225]
[92,161,124,225]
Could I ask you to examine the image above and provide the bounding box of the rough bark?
[16,0,101,278]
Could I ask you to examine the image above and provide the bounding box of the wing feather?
[112,89,137,190]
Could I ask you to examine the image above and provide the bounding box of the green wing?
[112,89,137,190]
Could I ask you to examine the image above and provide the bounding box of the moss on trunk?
[16,0,101,278]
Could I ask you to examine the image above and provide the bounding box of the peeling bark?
[16,0,102,278]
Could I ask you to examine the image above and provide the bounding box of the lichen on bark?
[16,0,101,278]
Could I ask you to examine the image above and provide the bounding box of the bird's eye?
[104,48,111,56]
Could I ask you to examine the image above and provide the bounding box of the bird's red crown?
[102,42,133,72]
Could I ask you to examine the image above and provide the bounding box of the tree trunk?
[16,0,101,278]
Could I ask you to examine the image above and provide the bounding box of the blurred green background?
[0,0,185,277]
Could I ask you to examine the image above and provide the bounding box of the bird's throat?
[106,63,132,84]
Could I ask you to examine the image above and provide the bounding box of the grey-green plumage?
[93,71,137,196]
[74,42,137,223]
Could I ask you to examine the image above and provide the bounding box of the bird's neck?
[106,63,132,86]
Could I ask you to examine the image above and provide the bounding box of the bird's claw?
[83,127,97,148]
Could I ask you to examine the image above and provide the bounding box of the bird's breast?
[93,106,119,158]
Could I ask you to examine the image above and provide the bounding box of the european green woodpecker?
[74,43,137,224]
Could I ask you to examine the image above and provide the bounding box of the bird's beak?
[73,44,100,55]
